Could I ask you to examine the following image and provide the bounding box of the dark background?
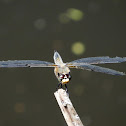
[0,0,126,126]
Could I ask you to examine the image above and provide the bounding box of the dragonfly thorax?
[54,65,71,84]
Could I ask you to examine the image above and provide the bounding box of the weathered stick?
[54,89,84,126]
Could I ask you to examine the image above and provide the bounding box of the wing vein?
[67,56,126,65]
[0,60,55,68]
[68,64,125,75]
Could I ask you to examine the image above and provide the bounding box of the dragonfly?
[0,51,126,92]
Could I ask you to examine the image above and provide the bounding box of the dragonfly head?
[58,72,72,84]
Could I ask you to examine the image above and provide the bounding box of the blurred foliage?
[59,8,84,24]
[67,8,84,21]
[14,103,25,113]
[71,42,86,55]
[34,18,46,30]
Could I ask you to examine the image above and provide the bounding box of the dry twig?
[54,89,84,126]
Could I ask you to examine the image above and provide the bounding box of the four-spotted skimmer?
[0,51,126,92]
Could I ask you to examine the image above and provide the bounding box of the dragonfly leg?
[65,84,68,93]
[56,82,62,90]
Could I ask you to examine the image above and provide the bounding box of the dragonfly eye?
[66,74,69,78]
[60,74,65,79]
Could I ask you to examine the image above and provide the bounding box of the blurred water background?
[0,0,126,126]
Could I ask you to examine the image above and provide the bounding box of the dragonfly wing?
[67,56,126,65]
[68,64,125,75]
[53,51,64,65]
[0,60,56,68]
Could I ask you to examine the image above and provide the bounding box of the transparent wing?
[0,60,56,68]
[53,51,64,65]
[67,56,126,65]
[68,64,125,76]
